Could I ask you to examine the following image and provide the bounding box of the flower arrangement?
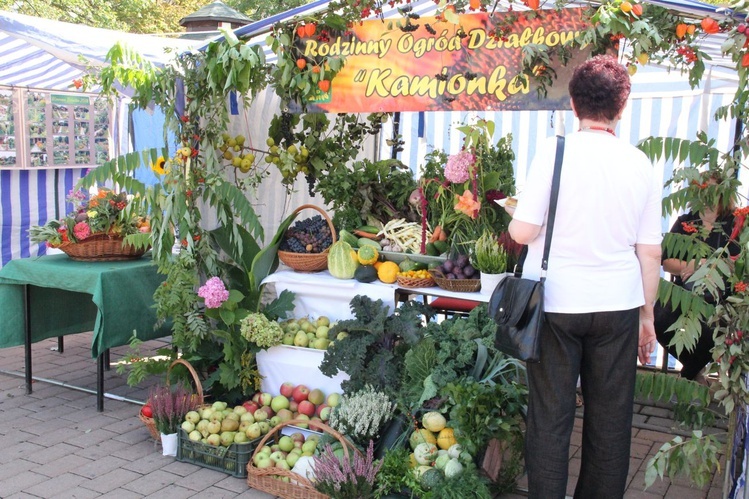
[419,119,516,252]
[28,188,150,248]
[148,382,198,435]
[473,229,508,274]
[312,440,382,499]
[328,385,395,448]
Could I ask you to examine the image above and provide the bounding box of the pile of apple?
[180,401,269,448]
[253,382,341,430]
[279,315,349,350]
[251,431,319,475]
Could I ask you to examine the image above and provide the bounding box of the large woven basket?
[277,204,337,273]
[139,358,205,442]
[60,233,148,262]
[430,270,482,293]
[246,418,362,499]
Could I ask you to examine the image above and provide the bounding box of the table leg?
[104,349,110,371]
[97,353,104,412]
[57,336,64,353]
[23,284,32,395]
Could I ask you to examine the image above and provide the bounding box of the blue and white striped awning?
[0,10,198,91]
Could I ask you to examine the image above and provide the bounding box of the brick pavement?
[0,333,727,498]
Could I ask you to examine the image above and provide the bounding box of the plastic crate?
[177,429,261,477]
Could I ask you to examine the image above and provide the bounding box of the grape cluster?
[280,215,333,253]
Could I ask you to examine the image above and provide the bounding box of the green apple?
[286,321,300,333]
[286,452,300,468]
[282,332,295,345]
[234,432,249,444]
[301,439,317,454]
[181,420,195,433]
[294,330,309,347]
[271,395,290,412]
[336,331,349,341]
[315,325,330,339]
[278,435,295,452]
[306,332,315,343]
[316,316,330,327]
[254,454,273,469]
[188,430,202,441]
[313,338,329,350]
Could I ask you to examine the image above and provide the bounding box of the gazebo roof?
[179,1,252,26]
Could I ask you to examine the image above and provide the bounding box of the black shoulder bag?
[488,135,565,362]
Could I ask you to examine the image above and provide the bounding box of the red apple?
[315,403,328,417]
[252,392,262,404]
[242,401,260,414]
[310,417,324,431]
[298,400,315,417]
[292,385,310,403]
[290,432,305,443]
[262,405,275,418]
[288,400,299,413]
[319,406,332,421]
[258,392,273,407]
[279,382,295,398]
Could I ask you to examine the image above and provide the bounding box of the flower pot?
[161,432,178,456]
[480,272,508,295]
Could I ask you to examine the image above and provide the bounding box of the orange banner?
[302,9,590,113]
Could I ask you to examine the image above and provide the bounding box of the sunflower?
[151,156,168,175]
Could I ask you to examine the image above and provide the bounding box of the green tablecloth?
[0,253,170,358]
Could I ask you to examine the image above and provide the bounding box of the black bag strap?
[541,136,565,279]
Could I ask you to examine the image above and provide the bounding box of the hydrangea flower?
[197,277,230,308]
[444,150,475,183]
[73,221,91,240]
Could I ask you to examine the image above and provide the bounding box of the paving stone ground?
[0,333,727,498]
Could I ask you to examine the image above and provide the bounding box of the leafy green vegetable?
[375,447,427,499]
[320,296,432,397]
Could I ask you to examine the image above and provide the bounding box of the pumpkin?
[414,442,439,465]
[328,241,359,279]
[422,411,447,433]
[436,427,457,450]
[377,261,400,283]
[354,265,378,283]
[357,245,379,265]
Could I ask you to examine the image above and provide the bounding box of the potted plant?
[148,382,198,456]
[473,229,508,294]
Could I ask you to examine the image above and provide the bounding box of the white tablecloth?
[261,269,489,323]
[257,345,349,397]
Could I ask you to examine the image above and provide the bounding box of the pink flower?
[198,277,229,309]
[455,189,481,219]
[444,150,475,183]
[73,221,91,240]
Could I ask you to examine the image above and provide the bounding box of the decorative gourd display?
[327,241,359,279]
[354,265,378,283]
[357,245,379,265]
[422,411,446,432]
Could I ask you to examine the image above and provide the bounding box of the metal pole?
[23,284,32,394]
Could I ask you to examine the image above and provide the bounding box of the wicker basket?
[247,418,362,499]
[59,233,148,262]
[277,204,337,273]
[430,270,482,293]
[396,275,436,288]
[139,358,205,442]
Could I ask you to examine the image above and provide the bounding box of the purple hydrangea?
[444,150,475,184]
[197,277,229,309]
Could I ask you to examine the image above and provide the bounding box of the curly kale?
[320,296,432,397]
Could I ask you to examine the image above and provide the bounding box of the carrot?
[430,225,442,243]
[438,229,448,242]
[354,230,381,240]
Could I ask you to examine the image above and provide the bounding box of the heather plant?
[328,385,395,448]
[313,440,382,499]
[148,382,198,435]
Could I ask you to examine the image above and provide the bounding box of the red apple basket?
[246,418,362,499]
[139,358,205,442]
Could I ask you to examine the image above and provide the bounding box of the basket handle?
[291,204,337,246]
[166,358,205,406]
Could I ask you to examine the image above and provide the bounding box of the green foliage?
[115,333,176,386]
[375,447,428,499]
[320,296,432,397]
[635,372,716,428]
[645,431,722,490]
[422,468,492,499]
[444,377,526,459]
[315,157,420,230]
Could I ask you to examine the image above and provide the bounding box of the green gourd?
[327,241,359,279]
